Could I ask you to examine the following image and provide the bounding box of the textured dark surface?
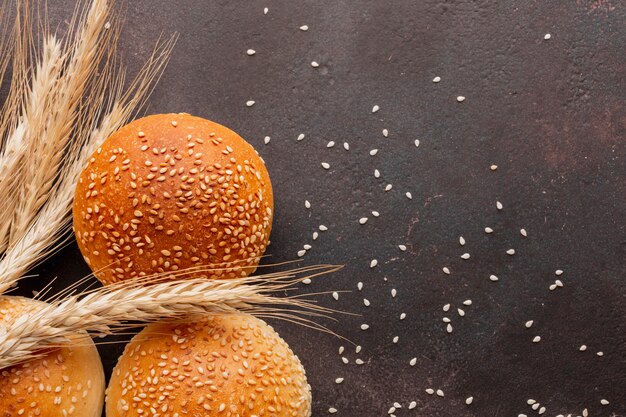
[23,0,626,416]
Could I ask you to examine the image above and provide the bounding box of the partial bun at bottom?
[106,314,311,417]
[0,296,105,417]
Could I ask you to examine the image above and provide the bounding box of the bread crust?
[0,296,105,417]
[73,113,274,285]
[106,314,311,417]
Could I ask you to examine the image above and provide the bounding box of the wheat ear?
[0,265,342,369]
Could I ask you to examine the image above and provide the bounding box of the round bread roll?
[0,296,105,417]
[106,314,311,417]
[73,113,274,285]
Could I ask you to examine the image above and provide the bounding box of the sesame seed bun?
[73,113,274,285]
[0,296,105,417]
[106,314,311,417]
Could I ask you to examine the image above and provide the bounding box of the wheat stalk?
[0,1,176,293]
[0,265,342,369]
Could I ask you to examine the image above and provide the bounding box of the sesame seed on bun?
[106,314,311,416]
[73,113,274,285]
[0,296,105,417]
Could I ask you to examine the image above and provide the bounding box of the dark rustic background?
[25,0,626,415]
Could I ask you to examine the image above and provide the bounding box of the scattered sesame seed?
[442,267,451,275]
[137,131,145,137]
[459,236,466,245]
[544,33,551,40]
[321,162,330,169]
[328,407,337,414]
[305,200,311,209]
[372,211,380,217]
[263,7,268,14]
[555,279,563,287]
[355,359,364,365]
[461,253,470,259]
[335,378,344,384]
[442,317,451,323]
[297,133,305,141]
[583,409,588,417]
[555,269,563,275]
[264,136,270,144]
[359,217,368,225]
[311,61,319,67]
[343,142,350,150]
[490,164,498,171]
[391,288,397,297]
[485,227,494,233]
[436,389,444,397]
[489,274,499,282]
[601,399,609,405]
[597,351,604,356]
[339,346,345,354]
[463,299,472,305]
[385,184,392,191]
[527,399,536,405]
[370,149,379,156]
[382,129,389,137]
[363,298,370,306]
[457,308,465,317]
[446,323,453,333]
[400,313,406,320]
[443,303,450,312]
[300,25,309,31]
[579,345,587,351]
[370,259,378,268]
[372,105,380,113]
[520,228,528,237]
[549,284,557,291]
[456,96,466,102]
[313,231,319,240]
[360,324,370,330]
[297,250,306,257]
[327,141,335,148]
[538,407,546,414]
[104,21,111,29]
[374,169,381,178]
[533,336,541,343]
[405,192,413,199]
[319,225,328,231]
[357,282,363,290]
[506,249,516,255]
[496,201,503,210]
[332,292,339,300]
[525,320,534,328]
[341,357,349,364]
[408,401,417,409]
[356,345,362,353]
[425,389,434,395]
[393,336,399,343]
[465,396,474,405]
[433,76,441,83]
[246,100,255,107]
[302,278,312,284]
[246,49,256,55]
[414,139,420,147]
[409,358,417,366]
[398,244,407,251]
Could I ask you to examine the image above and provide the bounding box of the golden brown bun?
[73,113,274,285]
[106,314,311,417]
[0,296,105,417]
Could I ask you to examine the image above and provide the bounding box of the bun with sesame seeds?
[105,313,312,417]
[0,296,105,417]
[73,113,274,285]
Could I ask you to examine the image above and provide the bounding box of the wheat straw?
[0,265,342,369]
[0,0,176,293]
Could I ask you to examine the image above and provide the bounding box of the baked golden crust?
[0,296,105,417]
[73,113,274,285]
[106,314,311,417]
